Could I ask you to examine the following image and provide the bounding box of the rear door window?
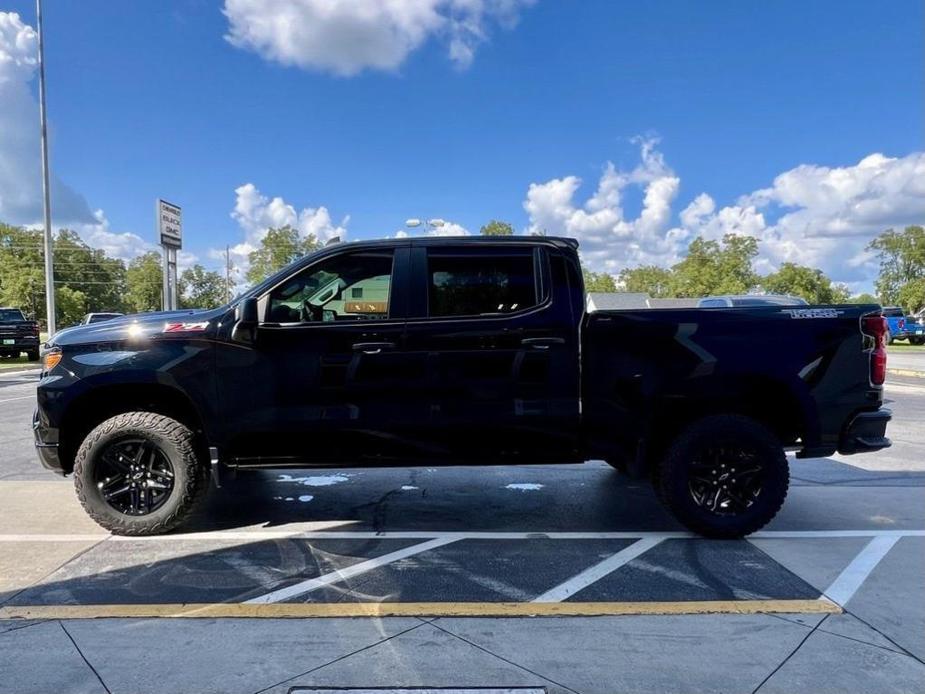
[427,249,538,318]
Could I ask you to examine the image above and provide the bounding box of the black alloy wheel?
[656,414,789,538]
[94,438,175,515]
[687,443,764,515]
[74,411,208,535]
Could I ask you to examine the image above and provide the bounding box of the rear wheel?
[74,412,208,535]
[27,349,39,361]
[657,415,789,538]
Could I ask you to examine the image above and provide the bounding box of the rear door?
[400,242,581,463]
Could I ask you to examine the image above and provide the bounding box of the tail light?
[862,315,887,385]
[899,318,905,330]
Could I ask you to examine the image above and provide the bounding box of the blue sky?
[1,0,922,290]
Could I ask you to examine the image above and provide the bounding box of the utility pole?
[36,0,56,335]
[224,245,232,302]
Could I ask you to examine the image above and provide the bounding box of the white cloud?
[222,0,535,76]
[523,139,925,288]
[75,210,156,262]
[394,220,470,237]
[218,183,350,283]
[524,137,684,273]
[1,12,153,265]
[0,12,97,228]
[231,182,348,244]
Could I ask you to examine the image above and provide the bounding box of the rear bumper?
[0,336,39,352]
[837,408,892,455]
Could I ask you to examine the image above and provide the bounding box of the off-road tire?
[74,412,208,535]
[27,349,40,361]
[657,414,789,538]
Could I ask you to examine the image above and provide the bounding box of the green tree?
[617,265,672,297]
[582,270,617,292]
[179,265,227,309]
[897,278,925,314]
[246,226,321,285]
[669,234,759,297]
[849,292,880,305]
[53,230,127,316]
[868,225,925,307]
[55,285,89,326]
[762,263,849,304]
[125,252,164,313]
[480,220,514,236]
[0,223,127,325]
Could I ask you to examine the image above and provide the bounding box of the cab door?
[399,242,581,463]
[217,245,414,465]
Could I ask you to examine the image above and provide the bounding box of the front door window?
[266,250,394,323]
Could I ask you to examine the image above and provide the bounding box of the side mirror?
[236,297,258,326]
[232,297,258,343]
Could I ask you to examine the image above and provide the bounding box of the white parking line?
[245,535,462,604]
[532,536,664,602]
[0,394,33,404]
[822,535,901,606]
[0,529,923,543]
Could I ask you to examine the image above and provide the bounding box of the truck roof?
[389,235,578,249]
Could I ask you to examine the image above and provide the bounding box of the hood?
[49,307,228,348]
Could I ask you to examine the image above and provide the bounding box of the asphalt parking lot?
[0,359,924,694]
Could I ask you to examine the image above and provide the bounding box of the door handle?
[521,337,565,350]
[352,341,395,355]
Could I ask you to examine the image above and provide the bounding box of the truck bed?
[581,304,883,461]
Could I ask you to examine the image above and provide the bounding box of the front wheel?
[657,415,789,538]
[74,412,208,535]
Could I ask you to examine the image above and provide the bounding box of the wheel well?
[58,384,205,474]
[644,377,807,470]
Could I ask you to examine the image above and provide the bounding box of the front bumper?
[33,407,65,475]
[837,408,892,455]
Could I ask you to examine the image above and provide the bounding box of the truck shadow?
[183,458,925,534]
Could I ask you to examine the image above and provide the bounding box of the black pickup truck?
[0,307,40,361]
[35,237,891,537]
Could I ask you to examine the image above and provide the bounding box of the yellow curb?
[887,368,925,379]
[0,599,842,620]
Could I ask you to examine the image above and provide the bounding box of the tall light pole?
[36,0,56,335]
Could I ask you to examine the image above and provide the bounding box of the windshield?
[0,309,26,321]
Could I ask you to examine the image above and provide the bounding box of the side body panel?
[581,305,883,462]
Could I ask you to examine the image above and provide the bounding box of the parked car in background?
[697,295,808,308]
[0,307,40,361]
[905,309,925,345]
[80,312,124,325]
[882,307,908,344]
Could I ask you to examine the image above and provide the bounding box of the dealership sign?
[157,199,182,249]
